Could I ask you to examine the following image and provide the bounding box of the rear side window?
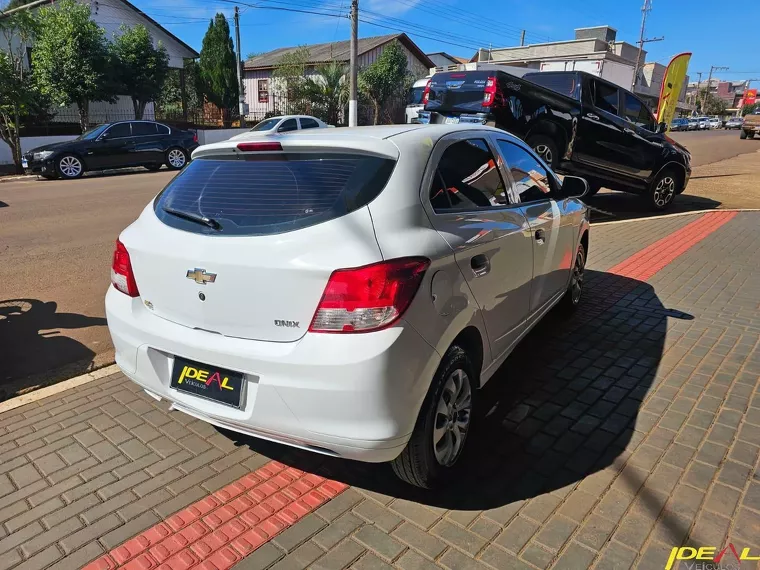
[430,139,507,212]
[131,122,158,136]
[524,73,579,100]
[154,154,396,236]
[300,118,320,129]
[590,80,619,115]
[157,124,171,135]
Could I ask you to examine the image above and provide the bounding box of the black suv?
[419,69,691,210]
[23,121,199,180]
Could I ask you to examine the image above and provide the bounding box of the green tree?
[272,46,310,114]
[198,13,238,126]
[156,59,203,120]
[741,102,759,116]
[0,10,48,172]
[302,60,346,125]
[696,88,727,115]
[32,0,116,132]
[112,24,169,120]
[358,40,411,124]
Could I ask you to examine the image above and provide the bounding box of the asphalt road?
[0,129,756,398]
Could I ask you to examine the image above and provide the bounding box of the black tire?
[749,132,755,139]
[391,345,476,489]
[527,135,559,169]
[165,147,188,170]
[56,154,84,179]
[740,130,748,139]
[559,241,585,312]
[144,164,162,172]
[647,168,682,211]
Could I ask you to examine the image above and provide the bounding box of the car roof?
[194,124,519,159]
[257,115,320,122]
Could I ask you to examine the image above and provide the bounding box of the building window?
[258,79,269,103]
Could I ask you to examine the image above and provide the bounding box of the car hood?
[26,140,80,155]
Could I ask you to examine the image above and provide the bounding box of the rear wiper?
[162,206,222,230]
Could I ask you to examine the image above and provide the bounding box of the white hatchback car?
[230,115,330,140]
[106,125,590,488]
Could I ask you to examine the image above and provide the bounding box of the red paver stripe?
[608,211,737,281]
[83,461,347,570]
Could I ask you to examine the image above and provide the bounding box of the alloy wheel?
[59,156,82,178]
[653,176,676,208]
[432,368,472,467]
[168,149,186,168]
[534,144,552,165]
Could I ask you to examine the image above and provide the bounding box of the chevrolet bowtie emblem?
[186,268,217,285]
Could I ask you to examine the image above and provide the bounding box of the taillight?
[237,142,283,152]
[309,257,430,333]
[422,79,432,105]
[192,131,198,143]
[111,240,139,297]
[483,76,497,107]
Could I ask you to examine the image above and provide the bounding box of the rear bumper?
[105,287,441,463]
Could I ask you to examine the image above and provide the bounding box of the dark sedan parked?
[23,121,199,180]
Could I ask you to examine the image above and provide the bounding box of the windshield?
[250,118,281,132]
[77,125,108,141]
[407,86,425,105]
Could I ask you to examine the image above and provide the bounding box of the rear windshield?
[154,153,396,236]
[425,71,490,113]
[523,73,580,100]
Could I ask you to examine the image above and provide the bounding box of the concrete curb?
[0,363,120,414]
[593,208,760,226]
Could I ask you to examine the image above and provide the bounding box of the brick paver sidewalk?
[1,212,759,570]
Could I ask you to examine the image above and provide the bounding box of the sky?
[129,0,760,84]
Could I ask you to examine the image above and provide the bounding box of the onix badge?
[186,268,217,285]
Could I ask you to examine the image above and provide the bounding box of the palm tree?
[303,60,347,126]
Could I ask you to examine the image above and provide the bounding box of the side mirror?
[657,122,667,134]
[561,176,588,199]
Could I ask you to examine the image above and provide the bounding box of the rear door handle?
[470,254,490,277]
[586,113,600,121]
[623,127,636,135]
[535,229,546,245]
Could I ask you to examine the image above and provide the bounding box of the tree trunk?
[372,100,380,126]
[132,98,141,120]
[77,100,90,133]
[12,103,23,174]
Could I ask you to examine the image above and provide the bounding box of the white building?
[0,0,199,123]
[242,33,433,121]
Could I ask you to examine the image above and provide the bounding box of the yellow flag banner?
[657,52,692,130]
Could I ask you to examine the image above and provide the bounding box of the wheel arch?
[651,161,687,190]
[57,151,89,171]
[525,121,568,157]
[449,326,484,389]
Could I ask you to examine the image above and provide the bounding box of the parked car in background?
[106,124,590,488]
[418,68,692,210]
[740,110,760,139]
[725,116,744,130]
[670,118,689,131]
[709,117,722,129]
[687,118,699,130]
[231,115,330,140]
[698,117,710,130]
[406,77,431,123]
[22,121,198,180]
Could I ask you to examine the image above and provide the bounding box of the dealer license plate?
[21,159,28,168]
[170,356,245,409]
[444,116,460,124]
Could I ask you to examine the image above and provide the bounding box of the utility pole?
[234,6,246,123]
[702,65,729,113]
[631,0,652,90]
[692,71,703,112]
[348,0,358,127]
[519,30,525,46]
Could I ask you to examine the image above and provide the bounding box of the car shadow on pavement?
[224,270,694,522]
[0,299,107,401]
[586,192,721,223]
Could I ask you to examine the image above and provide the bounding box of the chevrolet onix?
[105,124,590,488]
